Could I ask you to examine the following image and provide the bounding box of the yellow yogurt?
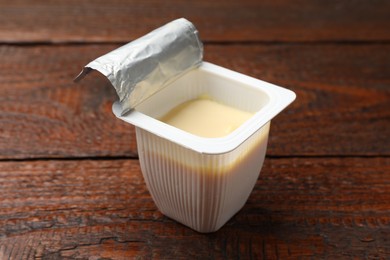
[160,97,253,138]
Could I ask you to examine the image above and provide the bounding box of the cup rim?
[112,62,296,154]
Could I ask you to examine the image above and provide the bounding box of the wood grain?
[1,44,389,159]
[0,158,389,259]
[2,1,389,259]
[0,0,389,43]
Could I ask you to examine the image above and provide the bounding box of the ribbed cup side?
[136,122,270,233]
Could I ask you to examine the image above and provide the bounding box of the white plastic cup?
[113,62,295,232]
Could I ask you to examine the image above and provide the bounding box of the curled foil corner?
[74,67,92,83]
[75,18,203,115]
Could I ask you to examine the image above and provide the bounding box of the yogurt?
[160,96,253,138]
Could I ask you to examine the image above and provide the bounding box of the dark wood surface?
[1,1,389,259]
[0,0,389,43]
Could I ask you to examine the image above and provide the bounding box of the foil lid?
[75,18,203,115]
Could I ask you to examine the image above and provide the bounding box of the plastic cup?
[112,62,295,232]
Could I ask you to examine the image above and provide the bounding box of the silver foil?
[75,18,203,115]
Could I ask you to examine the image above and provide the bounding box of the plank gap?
[1,39,390,46]
[0,154,389,163]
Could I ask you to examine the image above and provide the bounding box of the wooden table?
[1,1,389,259]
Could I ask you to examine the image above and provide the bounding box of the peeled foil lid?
[75,18,203,115]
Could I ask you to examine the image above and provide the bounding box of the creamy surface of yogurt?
[160,96,253,138]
